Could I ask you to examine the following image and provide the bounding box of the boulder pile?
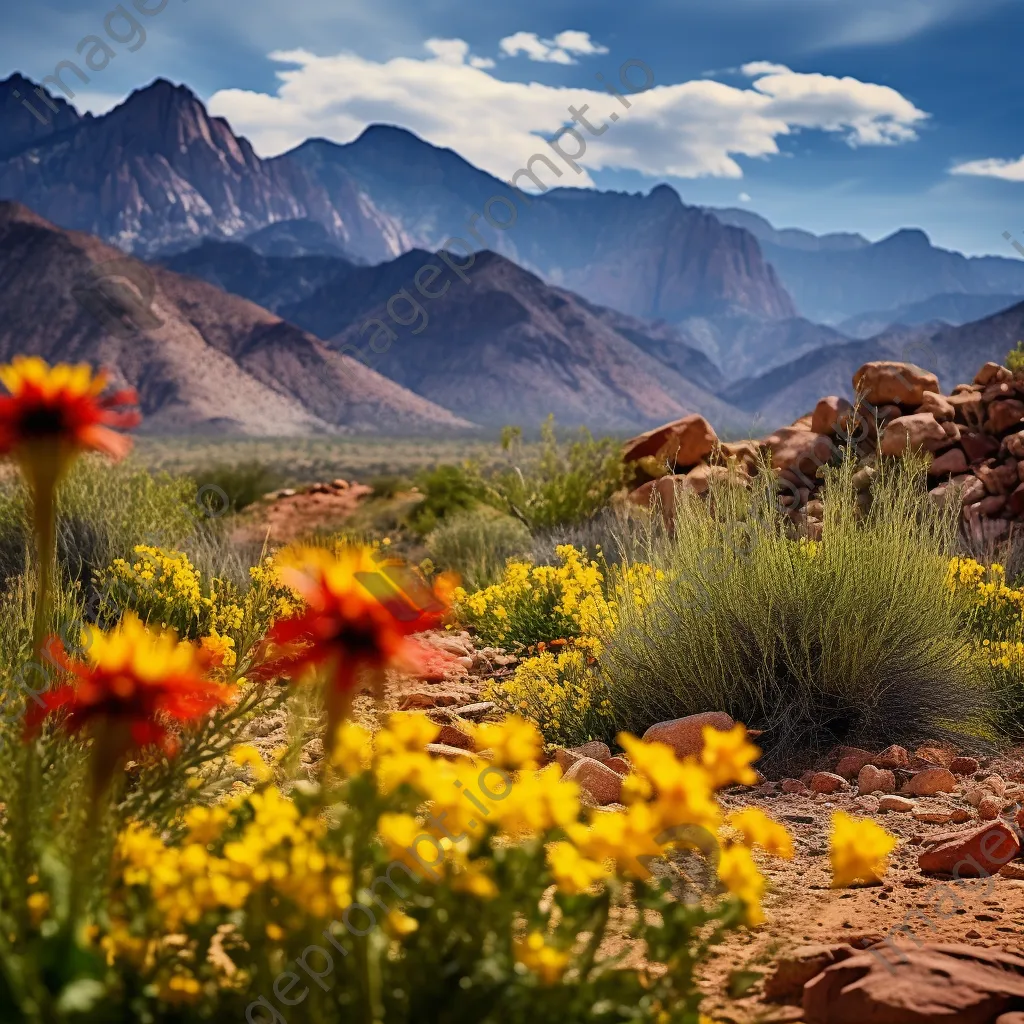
[626,359,1024,544]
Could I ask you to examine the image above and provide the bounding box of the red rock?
[803,944,1024,1023]
[950,390,985,428]
[878,795,915,812]
[901,768,956,796]
[880,413,947,456]
[554,748,582,772]
[918,391,956,422]
[914,745,956,768]
[978,461,1021,495]
[1006,430,1024,459]
[835,752,877,779]
[628,476,695,529]
[1008,483,1024,517]
[764,427,838,476]
[811,396,855,436]
[978,796,1001,821]
[571,740,612,761]
[603,756,629,775]
[809,772,847,794]
[858,765,896,795]
[623,414,718,470]
[918,820,1021,877]
[685,462,734,495]
[426,743,480,763]
[781,778,808,795]
[972,495,1008,517]
[398,691,461,710]
[853,361,940,406]
[961,432,1001,463]
[562,757,623,805]
[765,943,855,1002]
[874,744,911,770]
[642,711,735,760]
[928,447,968,476]
[435,724,473,749]
[951,809,973,824]
[976,362,1014,386]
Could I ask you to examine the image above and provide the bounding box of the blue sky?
[2,0,1022,256]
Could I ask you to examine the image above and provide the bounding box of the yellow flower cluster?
[114,785,351,935]
[248,555,302,622]
[829,810,897,887]
[457,547,664,745]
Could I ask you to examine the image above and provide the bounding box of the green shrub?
[0,457,204,593]
[408,464,486,535]
[485,416,625,532]
[369,474,411,500]
[426,509,532,590]
[185,460,283,512]
[598,454,992,764]
[1007,340,1024,374]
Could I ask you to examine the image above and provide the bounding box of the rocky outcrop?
[626,358,1024,542]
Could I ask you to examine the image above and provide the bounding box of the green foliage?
[598,454,992,764]
[0,458,204,593]
[407,464,486,536]
[185,460,283,513]
[486,417,625,532]
[425,509,532,591]
[369,474,411,500]
[1007,340,1024,374]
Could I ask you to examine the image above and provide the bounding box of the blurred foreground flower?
[0,357,139,649]
[261,545,452,736]
[27,612,229,799]
[829,810,898,887]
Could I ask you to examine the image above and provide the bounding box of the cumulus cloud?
[498,29,607,64]
[741,61,792,76]
[206,40,929,182]
[738,192,752,202]
[950,156,1024,182]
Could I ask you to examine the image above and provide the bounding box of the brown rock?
[835,750,877,779]
[1008,483,1024,517]
[914,745,956,767]
[978,796,1001,820]
[978,461,1021,495]
[971,495,1007,517]
[435,724,473,749]
[803,944,1024,1024]
[398,691,461,710]
[426,743,480,763]
[918,820,1021,876]
[914,810,954,824]
[961,431,1001,463]
[641,711,735,760]
[603,756,629,775]
[880,413,947,456]
[976,361,1014,386]
[878,795,915,812]
[853,361,940,406]
[996,1011,1024,1023]
[562,757,623,805]
[571,740,612,761]
[951,809,973,824]
[950,390,985,429]
[901,767,957,796]
[928,447,968,477]
[448,700,496,721]
[810,771,847,794]
[684,462,734,495]
[982,775,1007,797]
[858,765,896,795]
[623,414,718,471]
[1006,430,1024,459]
[811,396,855,436]
[918,390,956,421]
[781,778,809,795]
[765,943,855,1003]
[875,744,911,770]
[765,427,838,476]
[554,748,582,772]
[628,475,695,529]
[987,399,1024,435]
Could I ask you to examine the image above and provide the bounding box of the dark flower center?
[18,404,67,439]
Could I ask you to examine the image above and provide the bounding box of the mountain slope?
[160,241,356,313]
[278,129,796,321]
[0,202,469,435]
[709,207,869,253]
[838,293,1024,339]
[0,74,87,159]
[281,248,745,431]
[0,79,404,261]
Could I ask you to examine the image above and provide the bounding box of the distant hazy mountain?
[160,241,356,313]
[0,202,469,435]
[724,303,1024,427]
[280,247,744,431]
[838,292,1024,339]
[707,210,1024,324]
[243,218,362,259]
[710,207,869,253]
[0,73,88,159]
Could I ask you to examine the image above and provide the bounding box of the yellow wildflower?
[829,811,897,887]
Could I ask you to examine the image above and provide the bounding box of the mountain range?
[1,72,1023,436]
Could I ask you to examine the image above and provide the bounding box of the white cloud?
[470,56,496,69]
[551,30,609,56]
[739,192,752,202]
[741,61,792,77]
[950,155,1024,182]
[206,40,929,183]
[498,29,607,64]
